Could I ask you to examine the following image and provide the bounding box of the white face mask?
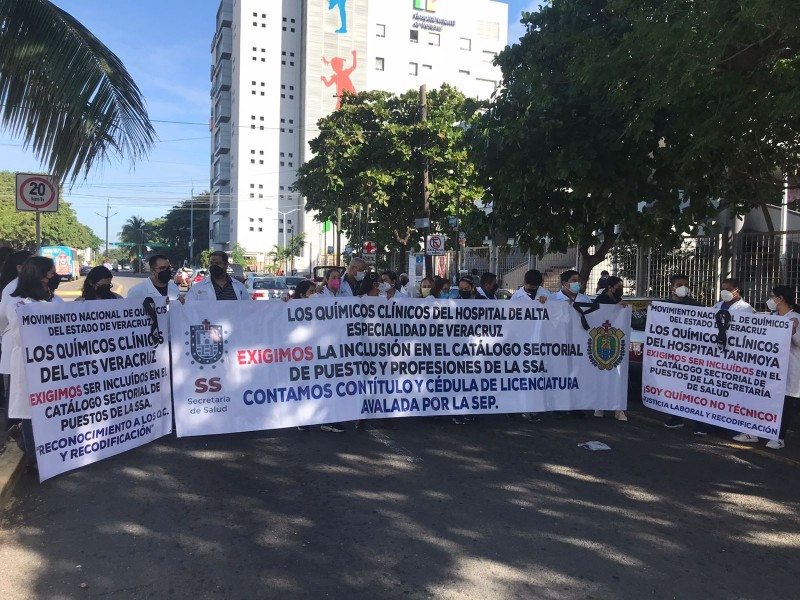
[674,285,689,298]
[766,297,778,312]
[378,282,392,293]
[355,271,366,282]
[720,290,734,303]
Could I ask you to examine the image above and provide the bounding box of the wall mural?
[321,51,358,109]
[328,0,348,33]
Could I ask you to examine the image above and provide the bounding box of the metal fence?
[732,231,800,310]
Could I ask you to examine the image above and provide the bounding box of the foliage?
[293,85,486,259]
[0,0,155,183]
[149,193,210,266]
[470,0,800,284]
[197,242,248,269]
[0,170,101,250]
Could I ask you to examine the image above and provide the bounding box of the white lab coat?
[7,297,38,419]
[127,278,181,301]
[0,278,19,374]
[712,298,755,313]
[184,277,251,301]
[510,286,551,302]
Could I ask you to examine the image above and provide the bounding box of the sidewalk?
[0,443,24,508]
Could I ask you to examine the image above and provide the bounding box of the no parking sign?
[15,173,59,212]
[426,234,446,256]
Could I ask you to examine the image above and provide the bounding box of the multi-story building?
[209,0,508,271]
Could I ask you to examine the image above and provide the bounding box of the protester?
[185,251,251,301]
[0,249,28,453]
[550,270,591,303]
[456,276,478,300]
[356,271,381,297]
[596,270,611,293]
[428,276,451,300]
[713,278,755,313]
[7,257,59,472]
[78,266,122,300]
[732,285,799,449]
[592,276,628,421]
[511,269,550,303]
[419,277,434,298]
[380,271,407,299]
[339,257,367,297]
[399,273,416,298]
[321,268,342,297]
[127,255,183,303]
[476,272,498,300]
[661,274,705,432]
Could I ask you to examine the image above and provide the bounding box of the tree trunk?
[577,226,619,292]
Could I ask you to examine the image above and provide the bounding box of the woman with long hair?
[79,266,121,300]
[7,257,58,472]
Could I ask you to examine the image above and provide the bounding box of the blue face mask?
[448,288,460,299]
[569,282,582,294]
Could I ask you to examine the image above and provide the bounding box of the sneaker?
[766,439,785,450]
[297,426,310,431]
[732,433,759,443]
[614,411,627,422]
[320,423,345,433]
[664,417,684,428]
[452,416,465,425]
[593,410,604,418]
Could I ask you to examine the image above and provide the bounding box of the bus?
[40,246,79,281]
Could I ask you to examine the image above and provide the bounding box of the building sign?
[413,0,455,30]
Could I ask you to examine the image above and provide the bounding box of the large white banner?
[642,302,790,436]
[19,299,172,481]
[170,298,631,437]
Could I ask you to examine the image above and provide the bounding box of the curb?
[0,445,25,509]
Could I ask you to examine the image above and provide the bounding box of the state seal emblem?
[189,319,225,365]
[587,320,626,370]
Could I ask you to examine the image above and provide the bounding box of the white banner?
[170,298,631,437]
[642,302,790,436]
[19,299,172,481]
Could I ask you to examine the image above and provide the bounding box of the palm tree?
[120,216,148,245]
[0,0,155,184]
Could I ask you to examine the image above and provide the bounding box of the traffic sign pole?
[35,212,41,254]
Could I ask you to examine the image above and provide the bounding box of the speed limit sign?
[16,173,59,213]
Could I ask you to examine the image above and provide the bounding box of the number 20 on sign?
[15,173,59,213]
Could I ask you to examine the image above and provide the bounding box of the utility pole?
[420,85,432,276]
[95,200,118,262]
[189,186,194,267]
[336,207,342,265]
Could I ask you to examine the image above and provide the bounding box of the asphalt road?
[54,272,148,301]
[2,408,799,600]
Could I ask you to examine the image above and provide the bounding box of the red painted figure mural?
[321,50,357,109]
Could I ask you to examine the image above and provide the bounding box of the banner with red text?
[19,299,172,481]
[170,298,631,437]
[642,302,790,436]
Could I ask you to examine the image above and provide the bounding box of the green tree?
[0,170,101,249]
[0,0,155,183]
[293,85,485,268]
[468,0,781,285]
[151,193,210,266]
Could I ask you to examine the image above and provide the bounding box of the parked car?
[227,263,248,284]
[312,265,347,283]
[79,264,92,276]
[192,269,208,285]
[246,276,290,300]
[284,276,311,296]
[121,265,132,271]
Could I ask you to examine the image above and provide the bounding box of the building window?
[409,62,418,76]
[376,24,385,38]
[376,57,385,71]
[482,50,497,63]
[258,228,263,232]
[249,193,254,198]
[429,33,440,46]
[460,37,472,51]
[249,227,254,232]
[410,30,418,43]
[250,159,255,164]
[459,69,471,76]
[423,64,432,71]
[258,218,263,222]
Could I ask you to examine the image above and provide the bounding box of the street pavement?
[2,405,799,599]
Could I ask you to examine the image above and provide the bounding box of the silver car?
[246,276,290,300]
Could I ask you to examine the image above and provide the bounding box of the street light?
[277,205,304,275]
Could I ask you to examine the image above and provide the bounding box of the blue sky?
[0,0,540,244]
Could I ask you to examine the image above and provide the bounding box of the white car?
[245,276,290,300]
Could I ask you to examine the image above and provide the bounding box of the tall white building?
[209,0,508,271]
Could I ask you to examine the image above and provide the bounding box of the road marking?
[368,429,423,463]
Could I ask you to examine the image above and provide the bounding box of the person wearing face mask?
[591,276,629,422]
[456,276,478,300]
[426,276,450,300]
[339,257,367,297]
[78,266,122,300]
[127,254,183,303]
[399,273,417,298]
[321,268,343,297]
[712,278,754,313]
[379,271,407,299]
[419,277,434,298]
[185,251,251,302]
[731,285,800,450]
[661,274,705,431]
[662,273,702,306]
[511,269,550,304]
[476,272,499,300]
[7,257,60,472]
[550,270,591,304]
